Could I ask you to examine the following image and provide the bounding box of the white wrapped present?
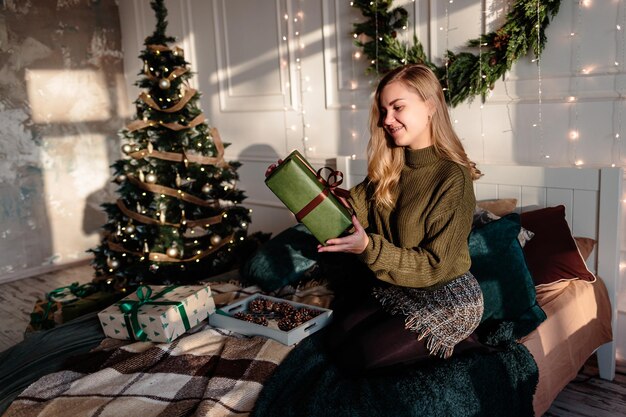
[98,285,215,343]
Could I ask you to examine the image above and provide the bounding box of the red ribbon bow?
[294,166,352,222]
[264,159,283,178]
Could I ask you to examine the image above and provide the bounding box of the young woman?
[318,63,484,372]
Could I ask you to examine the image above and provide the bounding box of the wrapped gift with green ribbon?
[97,285,215,343]
[27,300,63,331]
[27,282,115,332]
[265,150,353,245]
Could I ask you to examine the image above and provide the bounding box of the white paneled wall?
[118,0,626,360]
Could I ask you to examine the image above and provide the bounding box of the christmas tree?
[90,0,251,290]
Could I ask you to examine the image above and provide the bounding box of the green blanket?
[251,327,538,417]
[0,312,104,414]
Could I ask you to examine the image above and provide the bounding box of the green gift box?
[26,282,123,333]
[61,291,125,322]
[97,285,215,343]
[265,150,352,244]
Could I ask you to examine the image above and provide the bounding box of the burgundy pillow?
[520,205,596,286]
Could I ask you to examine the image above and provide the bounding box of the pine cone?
[248,298,266,313]
[278,317,296,331]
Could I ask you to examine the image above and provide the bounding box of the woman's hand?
[317,215,369,254]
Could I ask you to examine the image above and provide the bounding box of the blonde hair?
[367,64,482,209]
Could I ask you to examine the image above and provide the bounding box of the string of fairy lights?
[613,0,626,278]
[282,1,312,157]
[350,5,361,159]
[443,2,452,104]
[499,2,517,141]
[534,0,546,161]
[479,1,486,163]
[614,0,625,168]
[442,2,461,138]
[567,0,626,168]
[282,1,624,168]
[569,0,583,166]
[295,3,313,156]
[465,0,623,167]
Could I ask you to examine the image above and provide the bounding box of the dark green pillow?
[469,213,546,338]
[240,224,320,291]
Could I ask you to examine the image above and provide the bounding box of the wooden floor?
[0,264,625,417]
[546,358,626,417]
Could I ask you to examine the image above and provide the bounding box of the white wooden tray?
[208,293,332,345]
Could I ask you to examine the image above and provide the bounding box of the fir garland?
[352,0,562,107]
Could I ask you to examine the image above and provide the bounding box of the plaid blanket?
[4,282,333,417]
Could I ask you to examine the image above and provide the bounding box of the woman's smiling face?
[379,81,433,150]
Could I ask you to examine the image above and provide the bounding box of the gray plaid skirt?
[372,271,483,359]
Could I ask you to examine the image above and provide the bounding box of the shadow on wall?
[83,181,119,238]
[0,0,127,280]
[237,144,297,237]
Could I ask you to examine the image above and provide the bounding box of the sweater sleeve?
[357,171,475,289]
[348,180,370,230]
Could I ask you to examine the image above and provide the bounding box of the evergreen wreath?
[352,0,562,107]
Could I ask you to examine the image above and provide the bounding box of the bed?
[0,161,622,417]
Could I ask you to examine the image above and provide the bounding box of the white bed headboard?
[337,156,624,380]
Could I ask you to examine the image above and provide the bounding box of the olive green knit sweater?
[349,145,476,289]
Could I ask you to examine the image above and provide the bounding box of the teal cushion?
[240,224,320,291]
[469,213,546,338]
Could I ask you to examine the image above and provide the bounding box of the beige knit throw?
[372,272,483,359]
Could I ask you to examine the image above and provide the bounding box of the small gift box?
[265,150,353,244]
[97,285,215,343]
[27,282,117,332]
[27,300,63,332]
[61,291,125,323]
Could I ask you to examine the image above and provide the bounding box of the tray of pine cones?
[208,294,333,345]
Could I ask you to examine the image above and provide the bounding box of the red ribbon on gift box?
[294,166,351,222]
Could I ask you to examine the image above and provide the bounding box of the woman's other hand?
[317,215,369,254]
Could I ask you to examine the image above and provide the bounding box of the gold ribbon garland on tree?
[115,199,225,228]
[126,175,220,208]
[148,44,183,54]
[126,113,205,132]
[351,0,563,107]
[143,65,189,83]
[126,127,230,168]
[107,233,234,263]
[140,88,197,113]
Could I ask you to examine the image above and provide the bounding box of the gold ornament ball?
[210,234,222,245]
[166,246,180,258]
[107,258,120,269]
[125,224,135,234]
[158,78,171,89]
[201,183,212,194]
[122,144,132,154]
[145,173,157,183]
[116,174,127,183]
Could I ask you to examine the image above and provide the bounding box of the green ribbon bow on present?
[29,300,61,329]
[47,282,97,302]
[117,285,191,341]
[31,282,99,327]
